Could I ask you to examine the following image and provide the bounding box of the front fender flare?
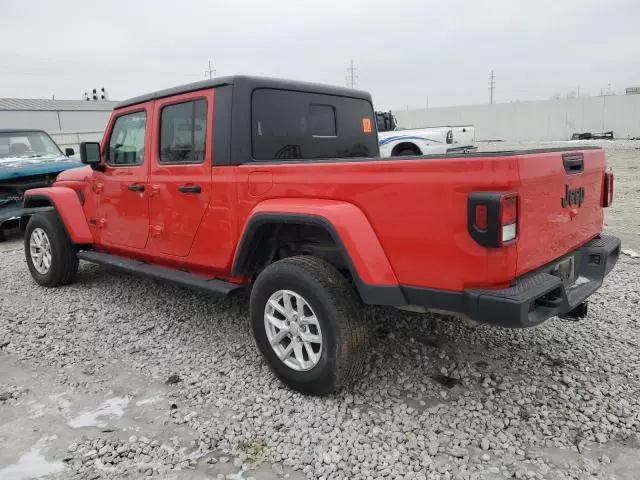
[233,199,406,306]
[24,187,93,244]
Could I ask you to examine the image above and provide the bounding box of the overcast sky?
[2,0,639,109]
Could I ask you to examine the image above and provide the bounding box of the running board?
[77,251,244,297]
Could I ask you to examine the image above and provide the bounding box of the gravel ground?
[1,141,639,480]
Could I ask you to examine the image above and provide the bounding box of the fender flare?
[23,187,93,244]
[232,199,406,306]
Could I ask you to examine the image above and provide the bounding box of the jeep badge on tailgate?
[561,185,585,208]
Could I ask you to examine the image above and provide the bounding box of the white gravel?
[1,240,639,479]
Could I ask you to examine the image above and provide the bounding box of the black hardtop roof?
[116,75,372,109]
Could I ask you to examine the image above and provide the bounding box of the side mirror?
[65,147,75,157]
[79,142,102,170]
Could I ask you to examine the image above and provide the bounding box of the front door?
[96,106,151,249]
[147,91,212,257]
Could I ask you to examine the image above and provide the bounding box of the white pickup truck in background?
[375,111,476,157]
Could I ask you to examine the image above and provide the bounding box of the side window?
[107,111,147,166]
[251,89,378,161]
[159,99,207,164]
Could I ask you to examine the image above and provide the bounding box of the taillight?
[603,171,614,207]
[475,205,488,230]
[468,192,519,247]
[500,196,518,243]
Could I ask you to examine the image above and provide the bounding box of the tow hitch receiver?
[559,302,588,321]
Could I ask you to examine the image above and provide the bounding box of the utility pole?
[346,60,357,88]
[205,60,216,79]
[489,70,496,104]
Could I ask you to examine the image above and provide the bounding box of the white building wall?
[57,110,111,132]
[48,131,104,151]
[0,106,113,152]
[0,111,62,131]
[393,95,640,142]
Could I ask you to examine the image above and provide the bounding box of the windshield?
[0,131,63,159]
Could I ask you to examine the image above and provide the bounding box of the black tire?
[250,256,368,395]
[24,211,79,287]
[394,148,420,157]
[0,229,5,243]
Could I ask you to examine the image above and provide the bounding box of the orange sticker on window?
[362,117,372,133]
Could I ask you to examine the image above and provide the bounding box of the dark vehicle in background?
[0,129,82,241]
[571,131,614,140]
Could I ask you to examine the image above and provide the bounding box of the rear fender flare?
[232,199,406,306]
[23,187,93,244]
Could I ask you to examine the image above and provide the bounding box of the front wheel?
[250,256,368,395]
[24,211,79,287]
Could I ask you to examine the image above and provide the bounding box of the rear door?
[147,90,212,257]
[516,148,605,275]
[96,105,151,249]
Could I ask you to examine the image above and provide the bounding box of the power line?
[346,60,357,88]
[205,60,216,79]
[489,70,496,104]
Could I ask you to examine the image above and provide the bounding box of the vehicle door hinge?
[149,225,163,237]
[97,218,107,229]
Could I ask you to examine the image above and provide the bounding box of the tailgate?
[516,148,605,275]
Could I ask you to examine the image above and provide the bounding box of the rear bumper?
[400,235,621,328]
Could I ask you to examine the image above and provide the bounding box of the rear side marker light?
[603,171,614,207]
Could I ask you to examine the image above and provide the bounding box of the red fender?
[24,187,93,244]
[242,198,398,286]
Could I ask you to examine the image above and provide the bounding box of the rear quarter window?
[251,89,378,161]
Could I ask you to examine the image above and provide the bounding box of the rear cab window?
[251,89,378,161]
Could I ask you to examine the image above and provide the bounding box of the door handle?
[128,183,145,192]
[178,184,202,194]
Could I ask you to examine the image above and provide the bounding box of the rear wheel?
[397,149,418,156]
[250,256,368,395]
[24,211,79,287]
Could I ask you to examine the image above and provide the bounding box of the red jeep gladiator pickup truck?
[21,76,620,394]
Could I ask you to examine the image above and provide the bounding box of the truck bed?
[235,146,606,291]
